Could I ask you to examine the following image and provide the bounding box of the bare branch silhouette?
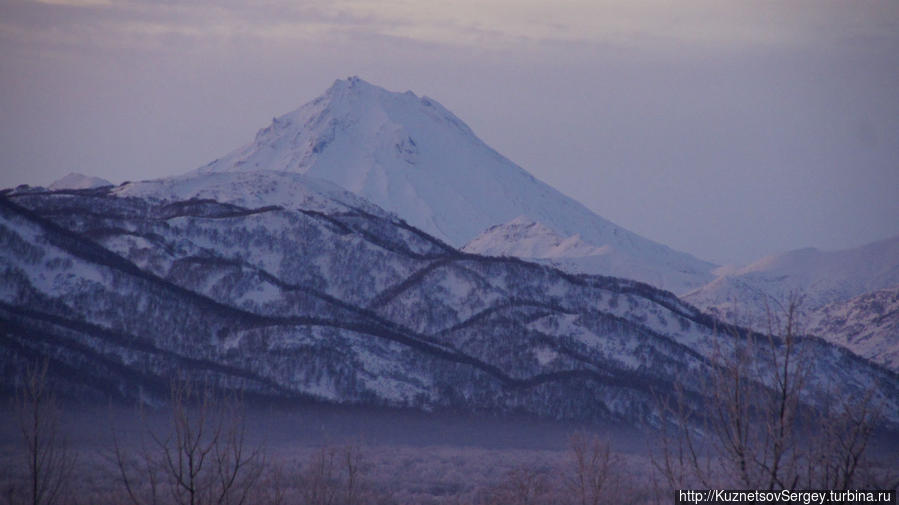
[111,376,265,505]
[11,359,76,505]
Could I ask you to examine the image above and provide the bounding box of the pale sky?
[1,0,897,264]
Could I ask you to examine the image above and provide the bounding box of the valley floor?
[2,403,897,505]
[0,403,659,505]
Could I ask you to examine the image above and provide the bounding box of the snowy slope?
[462,216,603,258]
[684,235,899,323]
[199,76,715,293]
[112,170,390,218]
[4,185,897,427]
[48,172,112,190]
[462,216,713,293]
[808,287,899,372]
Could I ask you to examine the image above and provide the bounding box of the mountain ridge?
[807,286,899,372]
[4,180,896,427]
[684,234,899,318]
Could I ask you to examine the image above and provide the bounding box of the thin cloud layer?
[7,0,897,51]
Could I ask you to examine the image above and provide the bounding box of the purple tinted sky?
[1,0,897,265]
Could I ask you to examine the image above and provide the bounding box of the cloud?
[8,0,896,54]
[30,0,113,6]
[1,0,375,50]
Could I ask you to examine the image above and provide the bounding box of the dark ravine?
[2,184,898,431]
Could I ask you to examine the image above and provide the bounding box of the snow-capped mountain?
[808,287,899,372]
[2,77,896,430]
[198,76,715,293]
[4,178,896,427]
[48,172,112,190]
[683,235,899,324]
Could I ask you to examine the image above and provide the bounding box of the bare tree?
[653,294,891,492]
[807,387,892,490]
[651,382,715,493]
[112,376,265,505]
[707,296,809,489]
[9,359,76,505]
[300,447,339,505]
[300,443,371,505]
[484,465,552,505]
[566,431,619,505]
[254,463,287,505]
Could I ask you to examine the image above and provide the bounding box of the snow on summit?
[199,76,716,292]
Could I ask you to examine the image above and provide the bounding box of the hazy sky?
[1,0,897,265]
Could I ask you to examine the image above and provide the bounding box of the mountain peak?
[506,215,541,227]
[323,76,394,103]
[200,78,505,243]
[463,217,596,259]
[326,75,404,97]
[49,172,112,190]
[312,77,472,139]
[199,78,716,292]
